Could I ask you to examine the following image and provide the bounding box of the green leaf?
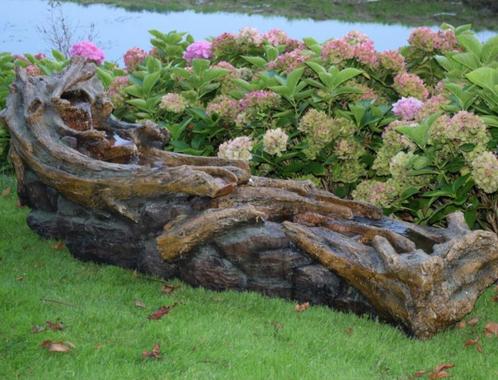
[269,85,292,98]
[455,24,472,34]
[286,67,305,91]
[349,104,365,127]
[188,107,208,121]
[481,35,498,63]
[451,52,480,70]
[127,98,149,112]
[306,61,327,76]
[457,31,482,58]
[125,84,143,98]
[399,187,420,201]
[396,123,429,148]
[333,68,363,88]
[51,50,66,62]
[480,115,498,128]
[242,56,267,68]
[96,69,114,88]
[303,37,319,49]
[264,46,279,61]
[304,162,325,176]
[466,67,498,96]
[412,155,431,170]
[143,71,161,95]
[191,59,211,75]
[146,56,161,73]
[204,68,228,82]
[444,157,465,173]
[464,207,478,228]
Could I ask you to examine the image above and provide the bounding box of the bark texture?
[2,59,497,338]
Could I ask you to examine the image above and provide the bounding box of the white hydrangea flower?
[263,128,288,156]
[217,136,254,161]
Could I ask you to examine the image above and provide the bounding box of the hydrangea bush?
[1,25,497,231]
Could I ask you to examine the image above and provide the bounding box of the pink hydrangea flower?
[69,41,105,65]
[213,61,238,75]
[263,29,290,46]
[268,48,309,73]
[212,32,238,55]
[408,27,436,52]
[343,31,371,46]
[321,39,355,63]
[238,27,263,46]
[183,41,213,63]
[123,47,148,71]
[392,97,424,121]
[353,41,378,66]
[34,53,47,60]
[239,90,280,111]
[13,54,29,63]
[415,95,448,121]
[322,31,377,66]
[408,27,458,52]
[25,64,42,77]
[434,29,458,52]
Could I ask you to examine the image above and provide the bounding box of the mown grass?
[1,174,498,380]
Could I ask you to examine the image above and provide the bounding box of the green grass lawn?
[1,174,498,380]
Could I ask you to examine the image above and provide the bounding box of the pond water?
[1,0,496,62]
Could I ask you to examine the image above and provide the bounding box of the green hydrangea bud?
[352,179,398,208]
[472,152,498,194]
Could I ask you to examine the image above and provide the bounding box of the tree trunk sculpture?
[2,59,497,339]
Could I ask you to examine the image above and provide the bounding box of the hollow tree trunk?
[2,59,497,338]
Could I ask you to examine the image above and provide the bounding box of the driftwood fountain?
[2,58,497,339]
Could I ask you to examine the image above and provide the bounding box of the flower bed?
[1,24,497,231]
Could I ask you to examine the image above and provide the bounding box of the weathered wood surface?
[2,59,497,338]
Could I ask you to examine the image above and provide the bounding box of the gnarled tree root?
[2,59,497,339]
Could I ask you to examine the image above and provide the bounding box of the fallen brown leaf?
[429,371,449,379]
[344,327,353,336]
[434,363,455,372]
[161,284,179,294]
[456,321,466,329]
[295,302,310,312]
[134,299,145,308]
[464,337,483,352]
[41,340,74,353]
[16,274,25,281]
[464,337,479,347]
[414,370,427,378]
[148,303,177,320]
[46,320,64,331]
[142,343,161,360]
[491,294,498,303]
[484,322,498,337]
[428,363,454,379]
[51,241,65,251]
[1,187,11,197]
[467,317,479,326]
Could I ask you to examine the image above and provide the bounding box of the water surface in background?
[1,0,495,61]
